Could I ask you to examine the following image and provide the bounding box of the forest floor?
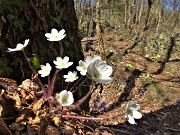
[0,29,179,135]
[81,30,180,135]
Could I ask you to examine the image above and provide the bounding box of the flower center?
[60,62,65,67]
[45,69,49,73]
[93,71,101,78]
[127,109,133,116]
[54,35,59,39]
[62,96,68,104]
[69,75,75,79]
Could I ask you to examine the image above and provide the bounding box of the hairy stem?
[69,76,85,92]
[22,50,35,74]
[48,69,60,97]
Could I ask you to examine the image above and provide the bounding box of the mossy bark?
[0,0,83,81]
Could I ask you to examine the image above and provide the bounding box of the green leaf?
[31,57,41,70]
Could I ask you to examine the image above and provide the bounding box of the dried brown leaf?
[25,91,35,100]
[7,92,21,108]
[15,113,26,123]
[101,130,113,135]
[19,79,39,91]
[53,116,61,127]
[62,126,75,135]
[0,117,12,135]
[28,116,40,125]
[9,123,24,131]
[32,98,44,113]
[45,125,60,135]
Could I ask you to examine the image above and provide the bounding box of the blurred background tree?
[75,0,180,36]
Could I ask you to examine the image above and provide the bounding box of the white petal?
[63,75,68,78]
[47,38,59,41]
[127,115,136,124]
[67,62,73,67]
[16,44,24,50]
[94,77,113,84]
[53,60,58,66]
[7,48,17,52]
[45,33,53,39]
[85,56,93,64]
[132,110,142,119]
[66,91,74,106]
[59,29,65,35]
[101,66,113,77]
[96,62,108,72]
[51,28,59,35]
[87,62,94,77]
[24,39,29,47]
[130,103,141,111]
[63,56,69,63]
[76,66,82,71]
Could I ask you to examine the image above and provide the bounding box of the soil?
[84,32,180,135]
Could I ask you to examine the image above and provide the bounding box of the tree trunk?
[138,0,144,24]
[124,0,128,27]
[0,0,83,81]
[143,0,153,31]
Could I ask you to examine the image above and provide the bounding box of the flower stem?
[69,76,85,92]
[58,41,63,57]
[22,50,35,74]
[66,82,70,90]
[62,115,103,121]
[48,69,60,97]
[73,80,95,108]
[48,76,51,97]
[72,77,88,93]
[62,113,124,121]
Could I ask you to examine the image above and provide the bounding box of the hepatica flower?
[53,56,73,69]
[76,55,102,76]
[45,28,66,41]
[38,63,52,77]
[87,59,113,84]
[7,39,29,52]
[76,60,89,76]
[57,90,74,106]
[64,71,78,82]
[125,101,142,124]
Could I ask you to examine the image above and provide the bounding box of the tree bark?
[0,0,83,81]
[143,0,153,31]
[138,0,144,24]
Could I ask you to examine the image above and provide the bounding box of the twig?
[76,120,95,133]
[165,128,180,132]
[62,115,103,121]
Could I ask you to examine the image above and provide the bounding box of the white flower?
[38,63,52,77]
[76,60,89,76]
[87,59,113,84]
[64,71,78,82]
[57,90,74,106]
[125,101,142,124]
[76,55,102,76]
[45,28,66,41]
[7,39,29,52]
[53,56,73,69]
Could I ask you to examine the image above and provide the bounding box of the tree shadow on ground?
[108,69,142,111]
[108,101,180,135]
